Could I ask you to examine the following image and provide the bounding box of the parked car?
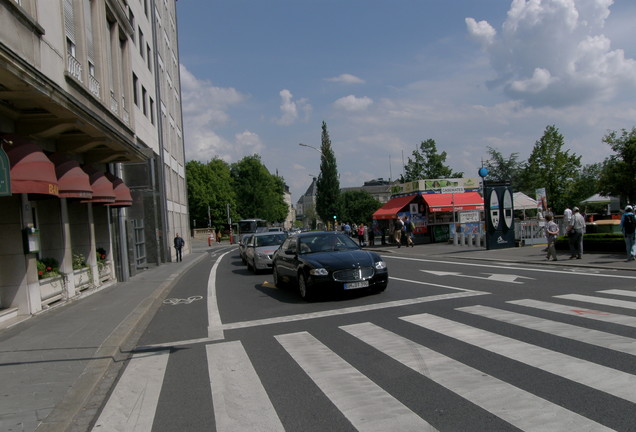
[272,231,388,301]
[245,232,288,272]
[238,234,253,264]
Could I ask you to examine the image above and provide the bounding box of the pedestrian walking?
[545,214,559,261]
[621,205,636,261]
[174,233,185,262]
[405,216,415,247]
[566,207,585,259]
[394,217,404,247]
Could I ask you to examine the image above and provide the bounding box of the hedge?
[555,233,625,252]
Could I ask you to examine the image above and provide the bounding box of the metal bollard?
[460,233,465,246]
[468,233,473,247]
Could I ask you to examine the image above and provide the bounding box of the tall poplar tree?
[315,121,340,225]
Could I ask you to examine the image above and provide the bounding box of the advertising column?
[484,183,515,250]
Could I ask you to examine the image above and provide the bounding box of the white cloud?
[466,0,636,107]
[333,95,374,112]
[180,65,265,163]
[275,89,312,125]
[325,73,366,84]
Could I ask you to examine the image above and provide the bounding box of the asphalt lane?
[90,247,636,431]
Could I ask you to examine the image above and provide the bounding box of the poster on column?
[484,184,515,250]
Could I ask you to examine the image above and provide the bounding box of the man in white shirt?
[567,207,585,259]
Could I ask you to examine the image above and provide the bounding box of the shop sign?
[391,177,480,195]
[459,211,480,223]
[0,146,10,197]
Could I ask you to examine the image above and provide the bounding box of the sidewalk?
[1,239,633,432]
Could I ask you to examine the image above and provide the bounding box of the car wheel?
[298,271,313,301]
[273,266,284,288]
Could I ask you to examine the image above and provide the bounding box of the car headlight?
[309,268,329,276]
[374,260,387,270]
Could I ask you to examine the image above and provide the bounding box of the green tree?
[338,190,382,225]
[598,127,636,205]
[230,155,288,222]
[518,125,581,213]
[570,163,602,206]
[400,139,463,182]
[315,121,340,225]
[186,159,237,228]
[483,146,523,185]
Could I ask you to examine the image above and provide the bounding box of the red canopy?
[81,166,115,203]
[373,195,416,220]
[2,134,59,196]
[49,153,92,199]
[105,172,132,208]
[422,192,484,212]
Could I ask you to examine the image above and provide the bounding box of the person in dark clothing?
[174,233,185,262]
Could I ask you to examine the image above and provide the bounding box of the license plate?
[344,280,369,290]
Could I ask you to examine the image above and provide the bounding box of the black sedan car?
[272,231,388,300]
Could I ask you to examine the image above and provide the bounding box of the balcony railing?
[88,75,101,98]
[67,55,83,82]
[110,91,118,114]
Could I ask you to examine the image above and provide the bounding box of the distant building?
[340,178,396,204]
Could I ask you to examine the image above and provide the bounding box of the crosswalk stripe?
[555,294,636,310]
[341,322,611,432]
[458,305,636,356]
[508,299,636,328]
[275,331,437,432]
[401,313,636,404]
[206,341,284,432]
[599,289,636,298]
[91,350,170,431]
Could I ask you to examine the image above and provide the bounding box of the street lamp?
[299,142,321,154]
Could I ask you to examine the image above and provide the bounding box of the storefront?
[373,178,484,244]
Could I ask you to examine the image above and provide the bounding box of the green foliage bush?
[555,233,625,252]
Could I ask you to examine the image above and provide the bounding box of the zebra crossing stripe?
[342,322,612,432]
[555,294,636,310]
[206,341,284,432]
[275,331,437,432]
[508,299,636,328]
[91,350,170,431]
[458,305,636,356]
[599,289,636,298]
[401,313,636,404]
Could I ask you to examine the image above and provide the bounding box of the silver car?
[245,232,287,272]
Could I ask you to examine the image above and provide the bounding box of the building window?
[142,86,147,116]
[146,44,152,71]
[138,28,144,58]
[149,98,155,124]
[132,73,138,106]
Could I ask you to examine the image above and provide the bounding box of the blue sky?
[176,0,636,202]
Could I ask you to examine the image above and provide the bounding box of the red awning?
[49,153,93,199]
[373,195,416,220]
[423,192,484,212]
[104,172,132,208]
[2,134,59,196]
[81,166,115,203]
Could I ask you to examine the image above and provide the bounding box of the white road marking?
[508,299,636,328]
[275,331,437,432]
[401,313,636,403]
[383,255,636,279]
[207,250,233,340]
[555,294,636,311]
[458,305,636,355]
[600,289,636,298]
[206,341,284,432]
[91,350,169,431]
[222,290,487,331]
[342,322,612,432]
[421,270,533,284]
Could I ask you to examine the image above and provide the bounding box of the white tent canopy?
[513,192,538,210]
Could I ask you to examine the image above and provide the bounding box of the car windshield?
[255,234,286,247]
[298,233,359,254]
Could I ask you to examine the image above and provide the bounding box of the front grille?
[333,267,374,282]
